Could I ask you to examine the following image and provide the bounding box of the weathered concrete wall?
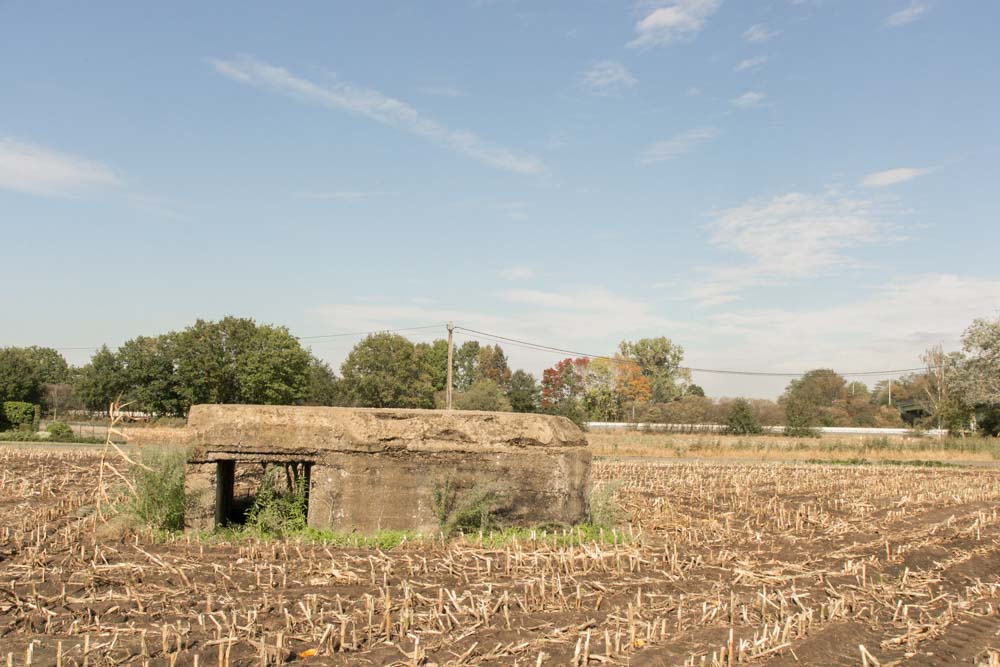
[174,405,591,534]
[308,447,590,533]
[184,462,217,532]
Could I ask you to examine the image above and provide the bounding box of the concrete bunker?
[174,405,591,533]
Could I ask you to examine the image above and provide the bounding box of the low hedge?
[0,430,103,444]
[1,402,37,431]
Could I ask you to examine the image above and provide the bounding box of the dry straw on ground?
[587,429,1000,464]
[1,448,999,665]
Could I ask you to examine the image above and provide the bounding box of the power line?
[14,322,937,380]
[454,326,929,379]
[297,324,444,341]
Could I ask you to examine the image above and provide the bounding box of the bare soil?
[1,447,999,665]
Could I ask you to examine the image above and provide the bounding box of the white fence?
[586,422,949,437]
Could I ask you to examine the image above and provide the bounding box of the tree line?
[1,315,998,434]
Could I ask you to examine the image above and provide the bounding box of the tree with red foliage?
[540,357,589,407]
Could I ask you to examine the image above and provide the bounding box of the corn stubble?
[1,450,999,665]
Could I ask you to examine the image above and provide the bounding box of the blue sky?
[2,0,998,397]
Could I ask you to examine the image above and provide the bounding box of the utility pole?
[446,322,454,410]
[888,376,892,407]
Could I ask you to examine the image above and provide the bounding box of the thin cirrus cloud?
[734,55,768,72]
[743,23,779,43]
[689,190,892,305]
[627,0,722,48]
[0,137,119,196]
[886,1,930,27]
[499,288,687,339]
[860,167,930,188]
[578,61,637,96]
[415,85,465,98]
[702,273,1000,382]
[211,56,544,176]
[295,191,392,201]
[731,91,767,108]
[498,266,536,281]
[639,127,718,164]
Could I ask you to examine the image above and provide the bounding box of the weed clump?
[243,470,309,537]
[587,480,624,528]
[128,447,191,532]
[432,476,507,536]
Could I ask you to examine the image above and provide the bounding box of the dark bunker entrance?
[214,458,314,528]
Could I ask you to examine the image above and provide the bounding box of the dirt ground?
[1,447,999,666]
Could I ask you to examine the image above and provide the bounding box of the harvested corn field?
[1,448,999,665]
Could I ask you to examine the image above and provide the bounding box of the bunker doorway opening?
[214,460,313,528]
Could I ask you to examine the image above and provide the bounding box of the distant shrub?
[45,422,74,442]
[785,399,819,438]
[2,402,36,431]
[0,430,44,442]
[726,399,762,435]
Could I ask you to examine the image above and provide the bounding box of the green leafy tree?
[172,317,257,406]
[959,318,1000,417]
[453,341,481,391]
[0,348,43,404]
[785,398,819,437]
[453,379,512,412]
[169,317,310,409]
[685,384,706,397]
[237,325,311,404]
[476,345,512,390]
[781,369,848,428]
[74,345,124,412]
[302,355,342,406]
[583,387,624,422]
[415,340,451,392]
[340,333,435,408]
[506,370,540,413]
[117,335,182,415]
[22,347,70,384]
[726,398,762,435]
[617,337,691,402]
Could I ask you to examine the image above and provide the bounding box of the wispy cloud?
[701,273,1000,382]
[295,190,392,201]
[743,23,779,43]
[690,190,893,305]
[734,55,768,72]
[499,201,530,220]
[211,56,544,176]
[499,288,686,338]
[579,61,638,96]
[0,138,119,196]
[731,91,767,108]
[860,167,930,188]
[498,266,535,281]
[886,1,930,26]
[628,0,722,48]
[639,127,718,164]
[416,85,465,98]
